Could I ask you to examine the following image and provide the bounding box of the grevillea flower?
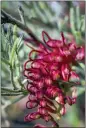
[23,31,84,127]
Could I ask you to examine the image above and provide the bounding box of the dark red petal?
[47,40,63,48]
[24,60,32,70]
[38,107,47,115]
[28,72,41,80]
[72,97,76,104]
[40,98,47,107]
[29,50,42,60]
[46,86,61,98]
[55,93,65,105]
[61,64,70,81]
[68,42,77,51]
[43,53,54,62]
[27,85,37,93]
[54,55,63,62]
[42,31,51,44]
[35,80,44,89]
[51,70,60,80]
[36,91,43,100]
[26,100,38,109]
[24,112,40,122]
[60,106,66,115]
[28,94,37,101]
[44,77,52,86]
[66,96,72,105]
[31,61,42,68]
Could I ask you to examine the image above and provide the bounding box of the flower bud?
[43,115,51,122]
[36,91,43,100]
[28,85,37,93]
[61,64,70,81]
[55,93,65,105]
[24,112,40,122]
[26,100,37,109]
[38,107,47,115]
[40,98,47,107]
[66,96,72,105]
[60,106,66,115]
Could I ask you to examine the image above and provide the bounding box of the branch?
[1,87,28,96]
[2,26,38,46]
[1,92,23,96]
[18,5,26,25]
[1,88,22,93]
[1,9,43,45]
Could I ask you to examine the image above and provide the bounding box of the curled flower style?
[23,31,84,127]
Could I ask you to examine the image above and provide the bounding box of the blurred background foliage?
[1,1,85,127]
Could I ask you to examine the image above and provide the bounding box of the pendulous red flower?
[23,31,84,127]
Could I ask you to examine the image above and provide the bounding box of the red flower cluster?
[24,31,84,127]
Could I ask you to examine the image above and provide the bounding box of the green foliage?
[1,1,85,127]
[1,24,25,91]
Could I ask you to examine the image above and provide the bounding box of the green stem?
[76,6,80,31]
[1,87,28,96]
[1,87,22,93]
[18,6,26,25]
[70,8,76,34]
[10,66,18,90]
[1,92,23,96]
